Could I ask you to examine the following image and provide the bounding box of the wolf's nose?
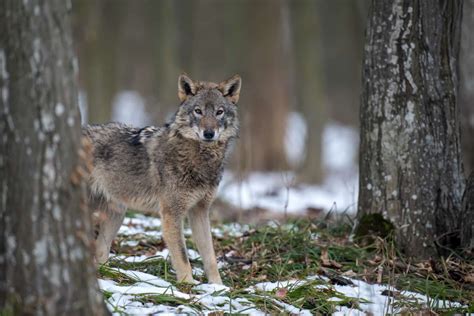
[203,129,215,140]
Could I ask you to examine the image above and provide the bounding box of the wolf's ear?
[218,75,242,104]
[178,73,196,102]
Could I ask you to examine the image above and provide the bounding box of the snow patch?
[99,215,467,315]
[193,283,229,294]
[284,111,307,167]
[187,249,200,260]
[322,122,359,172]
[253,279,301,292]
[99,279,190,299]
[112,91,150,126]
[218,170,358,214]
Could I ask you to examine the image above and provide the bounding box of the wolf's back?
[82,123,157,204]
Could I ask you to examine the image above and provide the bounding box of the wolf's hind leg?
[160,207,194,283]
[188,198,222,284]
[95,201,126,264]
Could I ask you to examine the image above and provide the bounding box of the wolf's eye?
[194,108,202,115]
[216,109,224,116]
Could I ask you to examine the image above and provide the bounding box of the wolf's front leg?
[160,207,195,283]
[188,197,222,284]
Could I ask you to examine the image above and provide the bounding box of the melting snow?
[284,111,308,167]
[218,122,359,214]
[218,170,358,214]
[100,214,466,315]
[112,91,150,127]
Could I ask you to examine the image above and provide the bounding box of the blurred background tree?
[72,0,473,188]
[72,0,370,185]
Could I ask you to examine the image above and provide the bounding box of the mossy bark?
[357,0,464,259]
[354,213,395,246]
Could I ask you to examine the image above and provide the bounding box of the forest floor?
[98,212,473,315]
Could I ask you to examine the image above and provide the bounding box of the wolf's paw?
[177,275,198,285]
[207,275,223,285]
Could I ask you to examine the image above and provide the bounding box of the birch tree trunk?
[357,0,465,259]
[0,1,108,314]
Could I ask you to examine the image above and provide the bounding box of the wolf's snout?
[203,129,215,140]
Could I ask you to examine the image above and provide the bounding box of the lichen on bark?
[0,0,108,314]
[357,0,464,259]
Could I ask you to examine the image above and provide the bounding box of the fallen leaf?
[342,270,357,277]
[256,274,267,281]
[321,247,330,266]
[463,273,474,284]
[320,247,342,269]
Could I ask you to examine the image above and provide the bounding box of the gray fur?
[84,74,241,284]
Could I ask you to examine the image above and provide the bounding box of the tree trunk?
[357,0,464,259]
[0,1,108,314]
[459,0,474,176]
[461,172,474,256]
[318,0,367,127]
[73,0,121,123]
[290,0,326,184]
[459,0,474,258]
[243,0,291,171]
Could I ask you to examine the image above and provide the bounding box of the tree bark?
[461,172,474,255]
[459,0,474,176]
[357,0,464,259]
[0,1,108,314]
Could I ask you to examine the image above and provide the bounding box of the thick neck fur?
[151,124,231,189]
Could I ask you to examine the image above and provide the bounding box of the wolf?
[83,73,241,284]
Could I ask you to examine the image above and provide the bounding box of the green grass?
[98,217,474,314]
[98,265,137,285]
[136,294,204,312]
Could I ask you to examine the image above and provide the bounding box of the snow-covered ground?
[217,169,358,215]
[85,103,466,314]
[218,121,359,215]
[100,214,465,315]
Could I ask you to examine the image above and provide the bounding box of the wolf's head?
[169,73,241,143]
